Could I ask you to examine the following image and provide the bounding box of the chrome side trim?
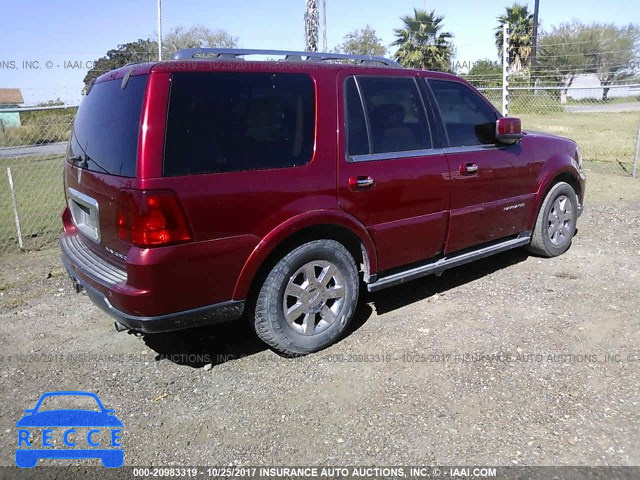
[349,148,446,163]
[443,145,500,155]
[367,231,532,292]
[61,235,127,286]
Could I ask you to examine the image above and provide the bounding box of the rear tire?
[253,239,359,356]
[528,181,578,257]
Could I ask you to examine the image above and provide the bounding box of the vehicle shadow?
[141,301,375,368]
[364,248,529,316]
[141,319,267,368]
[142,249,528,368]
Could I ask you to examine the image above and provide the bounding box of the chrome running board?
[367,231,532,292]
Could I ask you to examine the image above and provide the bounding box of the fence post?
[633,119,640,178]
[502,23,510,117]
[6,167,24,250]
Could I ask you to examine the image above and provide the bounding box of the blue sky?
[0,0,637,104]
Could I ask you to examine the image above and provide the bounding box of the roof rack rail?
[172,48,401,68]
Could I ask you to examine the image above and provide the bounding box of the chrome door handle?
[348,176,375,190]
[358,177,374,188]
[460,163,478,175]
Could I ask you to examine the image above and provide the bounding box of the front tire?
[253,239,359,355]
[528,181,578,257]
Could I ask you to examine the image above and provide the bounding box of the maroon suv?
[61,48,585,355]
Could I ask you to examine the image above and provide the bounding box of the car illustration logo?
[15,391,123,468]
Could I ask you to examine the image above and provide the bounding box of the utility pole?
[157,0,163,61]
[305,0,319,52]
[530,0,540,69]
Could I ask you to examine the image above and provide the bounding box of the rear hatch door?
[64,73,148,263]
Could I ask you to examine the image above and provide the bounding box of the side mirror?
[496,117,524,144]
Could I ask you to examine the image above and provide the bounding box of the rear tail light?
[61,206,77,234]
[117,190,192,247]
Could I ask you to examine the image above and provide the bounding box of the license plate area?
[68,188,101,243]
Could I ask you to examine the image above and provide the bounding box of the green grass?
[0,105,75,251]
[520,111,640,174]
[0,156,65,253]
[0,108,75,147]
[565,95,640,106]
[0,125,70,147]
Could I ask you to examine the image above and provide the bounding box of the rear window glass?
[164,72,315,176]
[68,75,147,177]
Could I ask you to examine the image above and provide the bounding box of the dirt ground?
[0,171,639,469]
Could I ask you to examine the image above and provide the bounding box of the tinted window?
[345,77,369,156]
[68,75,147,177]
[357,77,431,154]
[429,80,498,147]
[164,73,314,176]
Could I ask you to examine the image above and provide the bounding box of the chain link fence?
[0,105,75,254]
[0,83,639,255]
[475,84,640,175]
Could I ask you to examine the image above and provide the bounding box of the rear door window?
[164,72,315,176]
[355,76,431,155]
[68,75,147,177]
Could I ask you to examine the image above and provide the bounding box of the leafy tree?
[463,59,502,87]
[162,25,238,59]
[83,26,238,87]
[392,9,454,71]
[586,24,639,100]
[495,3,534,73]
[83,39,158,86]
[536,22,639,100]
[535,22,597,93]
[333,26,387,57]
[36,98,65,107]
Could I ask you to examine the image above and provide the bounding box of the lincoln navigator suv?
[61,48,585,355]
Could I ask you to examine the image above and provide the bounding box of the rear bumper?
[60,234,245,333]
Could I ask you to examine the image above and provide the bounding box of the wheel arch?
[232,211,377,301]
[527,163,582,231]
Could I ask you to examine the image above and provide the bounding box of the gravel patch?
[0,172,638,467]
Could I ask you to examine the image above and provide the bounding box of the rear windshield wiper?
[68,154,86,167]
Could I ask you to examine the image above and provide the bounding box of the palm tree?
[392,9,454,71]
[495,3,534,73]
[305,0,319,52]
